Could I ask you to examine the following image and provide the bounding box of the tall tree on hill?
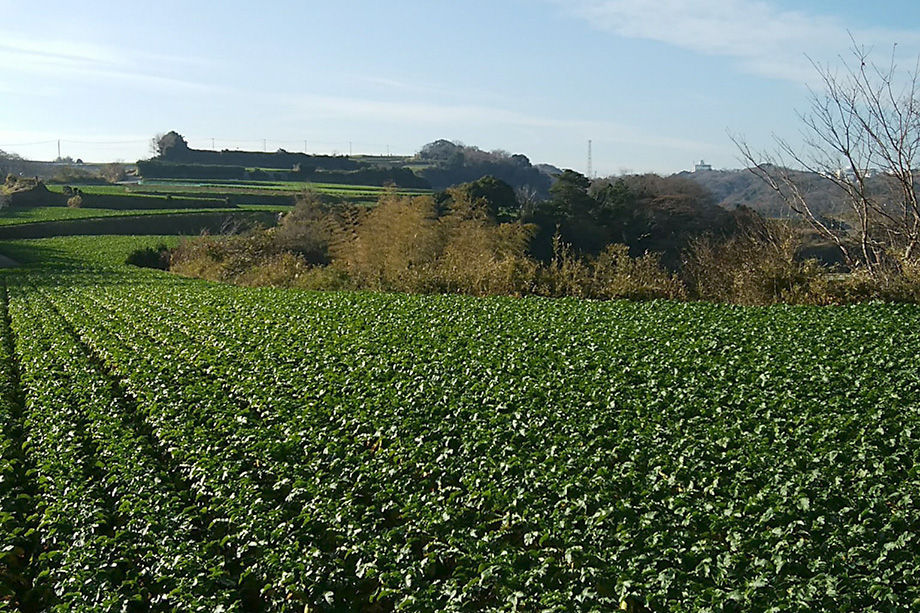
[151,131,190,159]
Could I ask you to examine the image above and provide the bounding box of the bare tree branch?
[733,40,920,274]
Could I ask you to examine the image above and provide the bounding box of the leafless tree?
[734,41,920,275]
[0,149,25,179]
[149,134,164,157]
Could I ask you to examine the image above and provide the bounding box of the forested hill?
[678,166,845,218]
[414,139,559,199]
[148,132,561,198]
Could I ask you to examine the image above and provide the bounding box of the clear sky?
[2,0,920,175]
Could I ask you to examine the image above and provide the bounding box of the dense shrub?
[436,211,538,296]
[168,191,683,301]
[332,192,445,292]
[682,220,828,305]
[136,160,247,180]
[270,192,337,264]
[2,175,64,207]
[537,238,686,300]
[50,165,102,184]
[174,232,266,281]
[590,244,687,300]
[167,184,920,304]
[125,245,171,270]
[324,190,540,295]
[817,259,920,304]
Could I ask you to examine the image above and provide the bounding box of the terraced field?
[0,237,918,611]
[52,180,431,204]
[0,206,282,226]
[0,178,428,239]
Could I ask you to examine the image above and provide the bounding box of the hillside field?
[0,206,282,226]
[46,180,431,205]
[0,236,917,611]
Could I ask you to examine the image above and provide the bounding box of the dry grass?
[167,191,920,304]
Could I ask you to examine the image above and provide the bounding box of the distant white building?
[833,167,881,180]
[694,159,713,172]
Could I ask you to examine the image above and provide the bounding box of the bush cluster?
[170,190,687,300]
[168,186,920,305]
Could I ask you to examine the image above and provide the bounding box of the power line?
[63,139,150,145]
[0,140,57,147]
[185,137,412,156]
[3,136,416,160]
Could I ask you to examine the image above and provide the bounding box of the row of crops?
[0,237,919,610]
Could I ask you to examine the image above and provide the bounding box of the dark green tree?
[458,176,519,221]
[548,169,594,217]
[525,170,610,258]
[152,131,190,159]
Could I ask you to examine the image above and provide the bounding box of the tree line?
[159,167,920,304]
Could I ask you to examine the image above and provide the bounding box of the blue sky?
[2,0,920,175]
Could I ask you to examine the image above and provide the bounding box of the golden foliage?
[333,192,443,292]
[683,221,830,305]
[539,237,685,300]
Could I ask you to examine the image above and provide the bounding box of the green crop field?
[0,206,138,225]
[0,236,917,611]
[43,179,429,208]
[45,184,132,196]
[129,178,430,197]
[0,206,277,226]
[0,205,291,226]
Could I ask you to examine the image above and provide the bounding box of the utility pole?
[57,139,61,161]
[587,140,593,179]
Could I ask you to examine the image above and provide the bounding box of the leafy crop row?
[0,285,39,611]
[8,286,241,611]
